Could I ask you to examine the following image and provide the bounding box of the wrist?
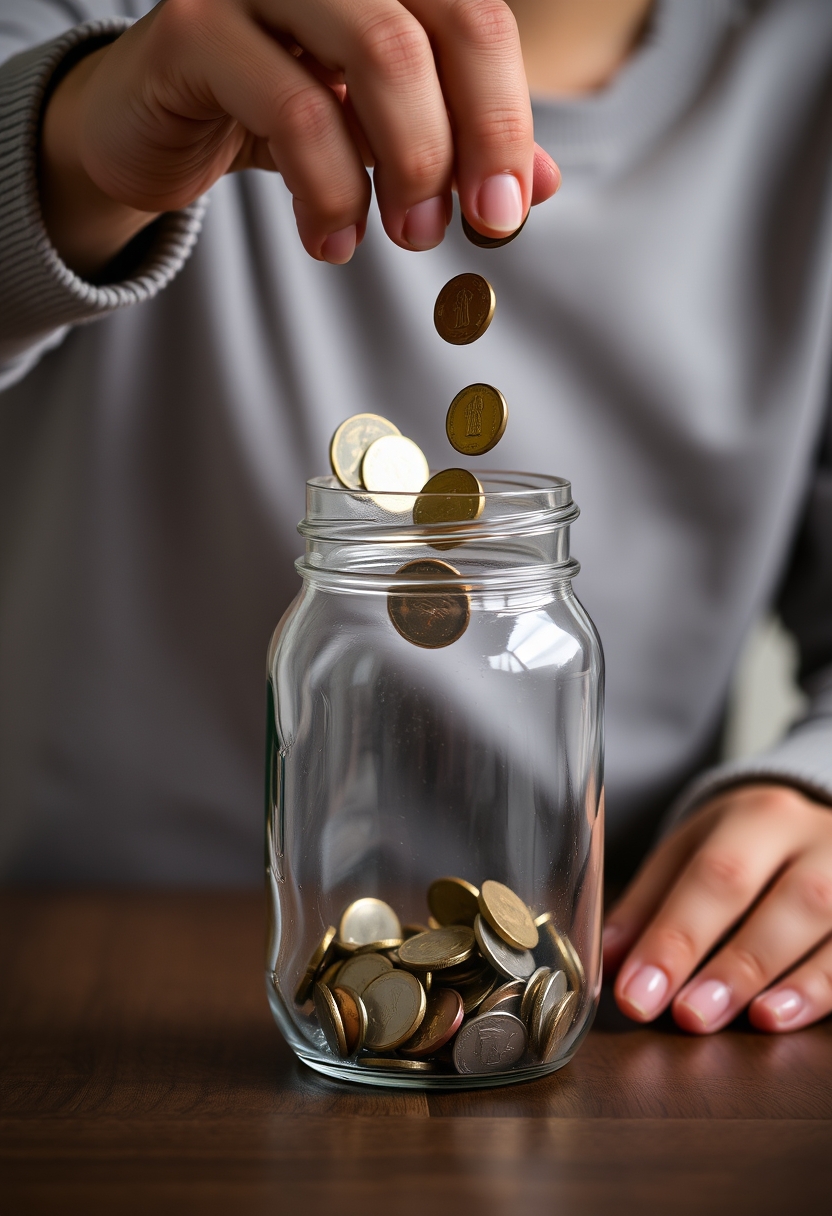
[38,44,159,278]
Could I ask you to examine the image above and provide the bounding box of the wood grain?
[1,891,829,1215]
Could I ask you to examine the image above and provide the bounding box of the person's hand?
[39,0,560,274]
[604,784,832,1033]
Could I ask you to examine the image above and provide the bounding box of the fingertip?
[321,224,357,265]
[531,144,561,207]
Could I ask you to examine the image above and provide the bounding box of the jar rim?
[305,469,572,506]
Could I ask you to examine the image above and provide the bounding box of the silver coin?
[338,898,402,948]
[530,968,568,1052]
[452,1012,528,1075]
[474,914,535,980]
[478,980,525,1017]
[335,951,393,995]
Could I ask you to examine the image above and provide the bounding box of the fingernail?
[677,979,732,1029]
[757,987,804,1026]
[402,196,446,250]
[477,174,524,234]
[321,225,357,264]
[621,964,669,1018]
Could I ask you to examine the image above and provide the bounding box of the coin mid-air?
[329,413,401,489]
[387,558,471,649]
[446,383,508,457]
[434,273,496,345]
[412,469,485,530]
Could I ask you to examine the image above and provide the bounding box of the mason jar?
[265,471,604,1088]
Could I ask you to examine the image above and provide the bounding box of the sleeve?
[0,13,206,385]
[664,397,832,829]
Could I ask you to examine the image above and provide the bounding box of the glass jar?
[265,471,604,1088]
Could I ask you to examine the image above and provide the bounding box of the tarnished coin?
[479,879,538,950]
[452,1011,528,1075]
[479,979,525,1017]
[314,981,348,1057]
[362,970,427,1051]
[400,988,465,1058]
[520,967,549,1026]
[461,209,528,249]
[388,559,470,650]
[412,469,485,530]
[336,951,393,995]
[445,383,508,457]
[333,986,368,1055]
[455,968,498,1014]
[536,915,585,991]
[538,989,578,1063]
[362,1057,437,1072]
[361,435,430,497]
[295,926,337,1004]
[474,914,535,981]
[427,877,481,927]
[529,968,568,1053]
[329,413,401,490]
[339,898,402,948]
[397,926,476,972]
[434,272,496,345]
[354,938,403,954]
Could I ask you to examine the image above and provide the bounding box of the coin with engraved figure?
[329,413,401,489]
[362,969,427,1051]
[412,469,485,530]
[452,1011,528,1074]
[434,273,496,345]
[461,210,529,249]
[474,914,535,981]
[400,988,465,1058]
[314,981,348,1057]
[332,986,367,1055]
[445,384,508,457]
[479,879,539,950]
[338,898,402,949]
[388,559,471,650]
[397,925,476,972]
[427,877,481,927]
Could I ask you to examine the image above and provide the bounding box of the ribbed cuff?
[0,19,206,361]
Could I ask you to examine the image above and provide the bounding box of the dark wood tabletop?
[1,891,829,1215]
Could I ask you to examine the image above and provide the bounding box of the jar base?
[297,1051,577,1090]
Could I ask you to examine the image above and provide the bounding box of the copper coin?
[434,272,496,344]
[400,988,465,1058]
[388,559,470,650]
[333,986,368,1055]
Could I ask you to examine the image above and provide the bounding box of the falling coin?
[452,1011,528,1075]
[479,979,526,1017]
[362,970,427,1051]
[314,981,348,1057]
[387,558,471,650]
[461,210,528,249]
[329,413,401,489]
[397,926,476,972]
[333,986,368,1055]
[336,951,393,995]
[445,383,508,457]
[361,434,430,497]
[434,272,496,345]
[412,469,485,531]
[474,914,535,981]
[339,898,402,949]
[400,988,465,1058]
[478,879,539,950]
[427,877,481,927]
[294,926,337,1004]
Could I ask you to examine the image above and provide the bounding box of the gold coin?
[362,970,427,1051]
[529,968,568,1053]
[427,876,481,927]
[397,926,475,972]
[520,967,549,1026]
[354,938,404,954]
[538,989,578,1063]
[360,435,430,496]
[362,1057,437,1072]
[388,558,470,650]
[455,968,498,1014]
[400,988,465,1058]
[336,951,393,995]
[329,413,401,489]
[412,469,484,531]
[333,986,368,1055]
[319,959,343,988]
[536,916,585,991]
[294,926,337,1005]
[434,273,496,345]
[314,981,348,1057]
[338,898,402,948]
[445,384,508,457]
[478,879,538,951]
[461,210,528,249]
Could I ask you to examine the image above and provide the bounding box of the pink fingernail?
[678,979,731,1029]
[402,196,446,250]
[621,964,669,1018]
[477,174,524,234]
[757,987,804,1026]
[321,225,357,264]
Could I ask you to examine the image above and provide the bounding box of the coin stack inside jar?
[291,877,584,1077]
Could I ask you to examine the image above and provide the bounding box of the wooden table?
[1,892,829,1215]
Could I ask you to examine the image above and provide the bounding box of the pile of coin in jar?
[293,877,583,1076]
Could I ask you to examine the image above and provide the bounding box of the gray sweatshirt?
[1,0,831,886]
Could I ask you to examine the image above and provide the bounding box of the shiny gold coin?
[434,272,496,345]
[314,981,348,1057]
[479,879,539,951]
[445,384,508,457]
[329,413,401,490]
[333,986,368,1055]
[520,966,549,1026]
[537,917,585,991]
[388,558,470,650]
[461,210,528,249]
[362,969,427,1051]
[427,876,481,927]
[294,926,337,1005]
[400,987,465,1058]
[397,926,476,972]
[338,898,402,949]
[354,938,403,954]
[412,470,485,531]
[538,989,578,1064]
[361,435,430,496]
[336,951,393,995]
[479,979,525,1017]
[362,1057,437,1072]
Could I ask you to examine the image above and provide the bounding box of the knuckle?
[357,11,432,80]
[693,847,754,901]
[793,867,832,920]
[397,141,449,189]
[723,944,768,988]
[449,0,518,48]
[657,922,700,963]
[277,85,336,149]
[472,105,529,148]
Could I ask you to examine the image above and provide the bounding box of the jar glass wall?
[266,472,604,1088]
